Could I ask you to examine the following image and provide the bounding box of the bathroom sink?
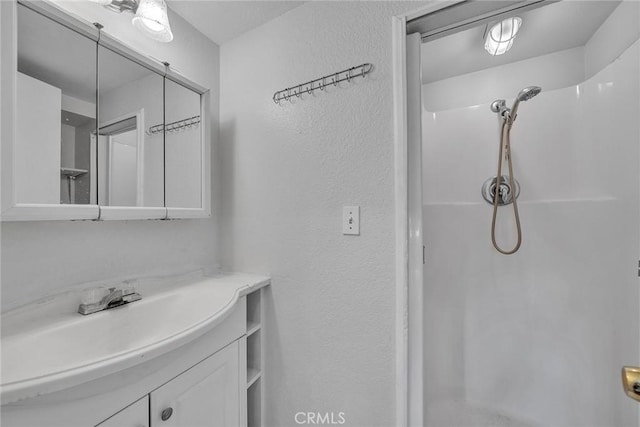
[1,272,269,404]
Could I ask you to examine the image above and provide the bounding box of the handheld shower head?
[516,86,542,102]
[509,86,542,123]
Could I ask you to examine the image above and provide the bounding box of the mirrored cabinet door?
[164,79,203,209]
[97,46,164,208]
[5,1,209,221]
[17,4,97,206]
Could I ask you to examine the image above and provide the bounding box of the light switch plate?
[343,206,360,235]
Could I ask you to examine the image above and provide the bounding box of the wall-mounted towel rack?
[272,63,373,105]
[146,115,201,136]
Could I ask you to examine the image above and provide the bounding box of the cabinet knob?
[161,407,173,421]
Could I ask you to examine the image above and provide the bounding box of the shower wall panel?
[422,40,639,426]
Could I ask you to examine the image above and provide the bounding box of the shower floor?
[425,399,535,427]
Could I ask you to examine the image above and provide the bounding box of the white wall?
[62,94,95,119]
[422,38,639,426]
[1,1,220,311]
[60,123,75,168]
[422,47,585,112]
[584,0,640,79]
[16,72,61,204]
[109,130,138,206]
[60,123,75,203]
[219,2,426,426]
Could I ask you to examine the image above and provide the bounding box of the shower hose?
[491,118,522,255]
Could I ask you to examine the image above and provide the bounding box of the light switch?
[343,206,360,235]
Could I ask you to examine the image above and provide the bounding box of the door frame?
[391,3,465,427]
[393,2,640,426]
[96,109,145,207]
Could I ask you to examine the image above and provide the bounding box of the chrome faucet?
[78,285,142,315]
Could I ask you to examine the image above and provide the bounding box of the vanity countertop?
[1,272,269,405]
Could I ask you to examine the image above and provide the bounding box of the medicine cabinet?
[0,0,210,221]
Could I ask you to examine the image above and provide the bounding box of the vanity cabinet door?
[150,341,240,427]
[96,396,149,427]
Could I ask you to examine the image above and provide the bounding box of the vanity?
[0,2,267,425]
[1,272,269,427]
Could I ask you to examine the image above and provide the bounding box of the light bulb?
[132,0,173,43]
[484,17,522,56]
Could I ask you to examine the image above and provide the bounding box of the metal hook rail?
[146,115,201,136]
[272,63,373,105]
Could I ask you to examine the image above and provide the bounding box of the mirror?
[165,79,202,209]
[97,45,164,207]
[8,2,209,220]
[17,4,96,205]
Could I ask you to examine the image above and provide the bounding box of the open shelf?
[247,378,261,427]
[247,329,261,373]
[247,321,261,337]
[60,167,88,178]
[246,291,261,330]
[247,368,262,388]
[245,288,263,427]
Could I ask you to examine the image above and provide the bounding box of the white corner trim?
[393,3,468,426]
[392,13,409,427]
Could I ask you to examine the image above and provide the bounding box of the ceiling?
[421,0,620,83]
[166,1,305,45]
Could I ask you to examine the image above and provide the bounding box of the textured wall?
[1,1,220,311]
[219,2,425,426]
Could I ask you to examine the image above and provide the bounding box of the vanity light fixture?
[90,0,174,43]
[484,17,522,56]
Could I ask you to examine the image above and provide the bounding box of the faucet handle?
[81,287,109,306]
[121,281,136,296]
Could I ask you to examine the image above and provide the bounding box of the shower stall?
[405,0,640,425]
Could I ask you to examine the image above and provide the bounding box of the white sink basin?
[1,272,269,404]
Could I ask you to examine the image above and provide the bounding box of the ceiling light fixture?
[90,0,174,43]
[484,17,522,56]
